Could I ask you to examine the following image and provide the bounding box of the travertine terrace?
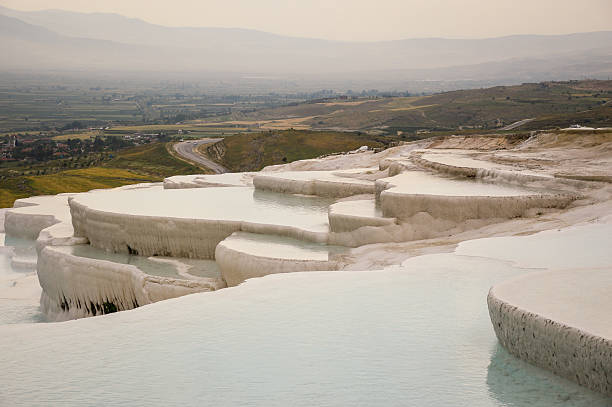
[2,132,611,396]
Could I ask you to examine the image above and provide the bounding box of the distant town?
[1,128,170,162]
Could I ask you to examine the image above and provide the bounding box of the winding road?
[173,138,228,174]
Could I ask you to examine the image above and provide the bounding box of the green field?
[0,142,201,207]
[0,168,154,208]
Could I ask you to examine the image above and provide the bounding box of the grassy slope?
[101,142,200,178]
[0,142,201,207]
[522,106,612,130]
[221,129,384,171]
[402,82,611,129]
[238,81,612,132]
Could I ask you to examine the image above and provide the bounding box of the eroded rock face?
[205,138,226,162]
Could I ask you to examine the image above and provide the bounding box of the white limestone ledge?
[375,171,577,222]
[38,245,224,321]
[163,173,253,189]
[215,232,339,287]
[488,269,612,396]
[69,198,328,259]
[253,170,375,197]
[411,151,590,189]
[381,192,575,222]
[378,157,414,176]
[328,200,396,233]
[4,195,70,240]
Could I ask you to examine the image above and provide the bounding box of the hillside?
[0,142,200,207]
[226,80,612,133]
[218,130,385,171]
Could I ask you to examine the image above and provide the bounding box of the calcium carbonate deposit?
[1,133,611,404]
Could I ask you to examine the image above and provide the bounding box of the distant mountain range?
[1,5,611,84]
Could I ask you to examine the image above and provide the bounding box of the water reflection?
[486,343,610,406]
[252,188,336,212]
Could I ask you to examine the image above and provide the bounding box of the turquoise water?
[0,253,608,406]
[54,245,220,280]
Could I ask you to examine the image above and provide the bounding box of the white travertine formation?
[411,151,591,189]
[328,199,396,233]
[36,222,88,249]
[253,170,375,197]
[5,185,156,243]
[163,172,254,189]
[215,232,339,286]
[382,192,575,222]
[2,133,610,401]
[378,156,414,176]
[4,195,71,239]
[455,220,612,396]
[411,151,550,180]
[488,269,612,396]
[38,245,225,321]
[69,187,331,258]
[0,185,231,321]
[377,171,577,222]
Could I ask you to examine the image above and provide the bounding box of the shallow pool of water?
[258,169,374,184]
[167,172,254,187]
[382,171,539,196]
[72,187,334,233]
[54,245,220,280]
[330,199,384,217]
[0,253,608,406]
[222,232,345,260]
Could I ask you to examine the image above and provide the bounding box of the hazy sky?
[1,0,611,41]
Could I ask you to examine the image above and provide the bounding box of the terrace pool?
[53,244,221,280]
[381,171,538,196]
[71,186,334,233]
[0,252,608,406]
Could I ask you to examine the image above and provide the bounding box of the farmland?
[0,73,335,134]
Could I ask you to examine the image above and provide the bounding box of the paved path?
[173,139,228,174]
[501,118,535,131]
